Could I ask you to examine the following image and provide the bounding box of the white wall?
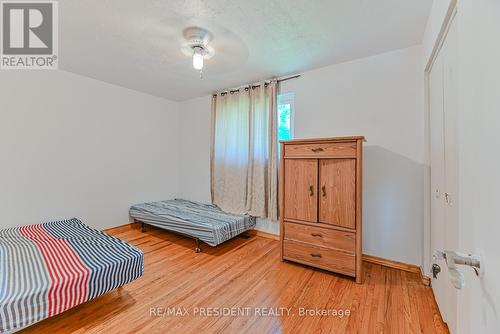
[0,70,180,230]
[281,45,424,164]
[179,45,426,266]
[456,0,500,332]
[178,95,212,203]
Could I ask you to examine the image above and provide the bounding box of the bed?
[0,218,144,333]
[129,199,256,252]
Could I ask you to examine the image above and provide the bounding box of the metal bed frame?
[137,220,202,253]
[136,220,252,253]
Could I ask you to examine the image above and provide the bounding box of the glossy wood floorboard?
[22,224,448,334]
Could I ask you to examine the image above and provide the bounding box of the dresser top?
[280,136,366,144]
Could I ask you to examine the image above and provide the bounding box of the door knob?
[321,185,326,197]
[309,185,314,196]
[433,250,484,289]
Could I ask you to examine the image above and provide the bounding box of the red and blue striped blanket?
[0,218,144,332]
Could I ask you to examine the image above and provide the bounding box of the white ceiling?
[60,0,432,101]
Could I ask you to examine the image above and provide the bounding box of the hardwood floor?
[22,224,448,334]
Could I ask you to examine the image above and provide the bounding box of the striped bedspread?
[130,199,256,246]
[0,218,144,333]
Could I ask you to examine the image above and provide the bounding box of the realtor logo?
[1,1,58,69]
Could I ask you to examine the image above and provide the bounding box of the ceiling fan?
[181,27,215,78]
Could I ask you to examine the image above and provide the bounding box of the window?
[277,93,294,141]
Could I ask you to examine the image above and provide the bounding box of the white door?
[455,0,500,332]
[428,14,459,333]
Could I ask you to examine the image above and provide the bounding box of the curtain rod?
[213,74,301,97]
[277,74,301,83]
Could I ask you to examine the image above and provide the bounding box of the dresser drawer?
[284,222,355,253]
[283,240,355,276]
[284,142,357,158]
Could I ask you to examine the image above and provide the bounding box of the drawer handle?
[311,147,324,153]
[311,233,323,238]
[309,185,314,196]
[310,253,322,258]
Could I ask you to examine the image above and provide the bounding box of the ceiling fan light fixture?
[192,46,204,70]
[181,27,215,76]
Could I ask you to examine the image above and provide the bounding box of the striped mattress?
[0,218,144,333]
[129,199,256,246]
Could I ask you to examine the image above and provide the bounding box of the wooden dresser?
[279,136,365,283]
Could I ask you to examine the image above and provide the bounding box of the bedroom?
[0,0,499,333]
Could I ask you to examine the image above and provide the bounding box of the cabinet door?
[284,159,318,222]
[319,159,356,229]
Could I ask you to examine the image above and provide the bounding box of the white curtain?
[211,80,278,220]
